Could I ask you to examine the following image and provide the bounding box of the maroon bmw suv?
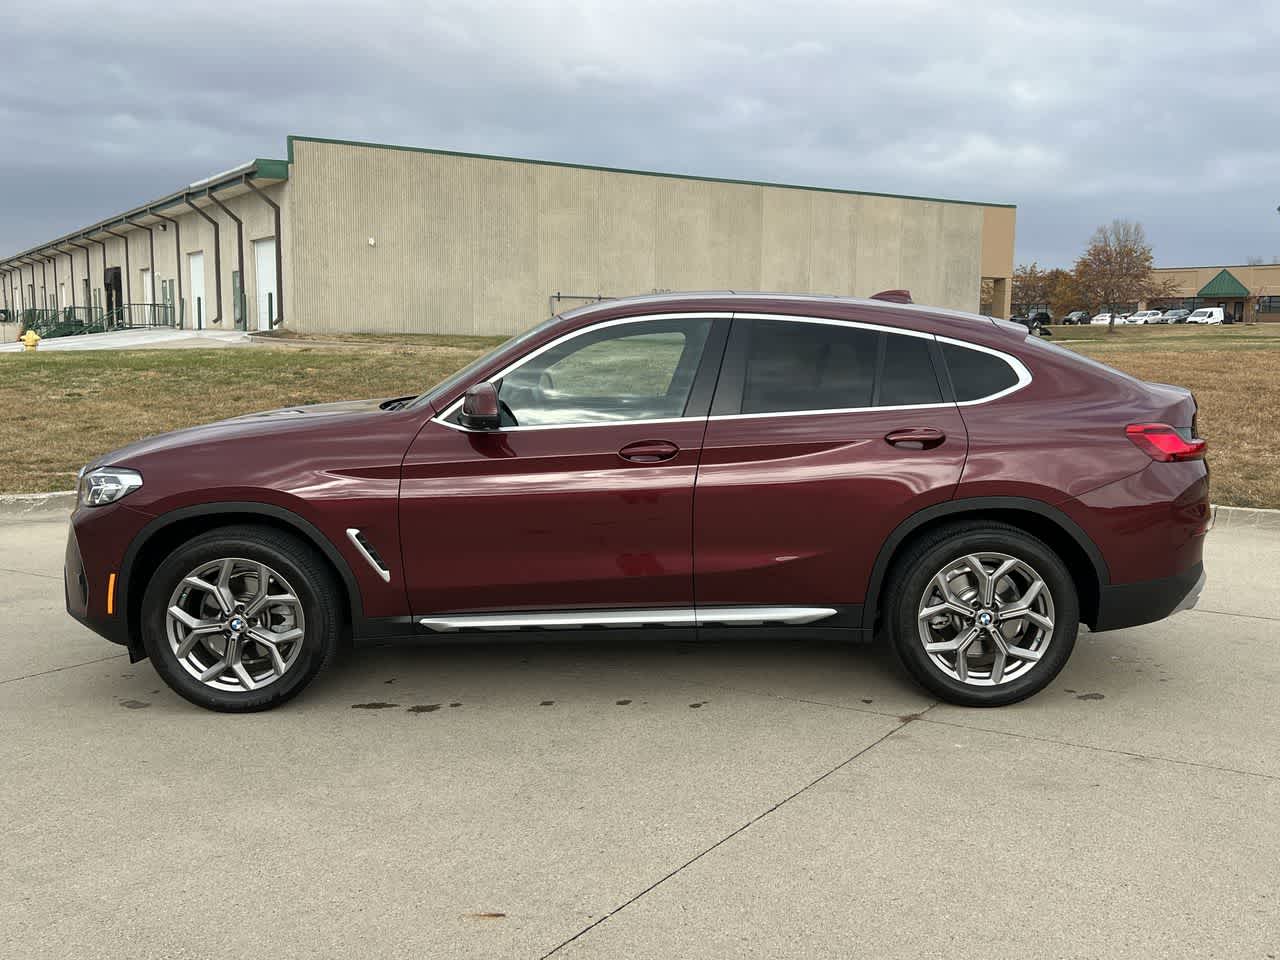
[65,292,1209,711]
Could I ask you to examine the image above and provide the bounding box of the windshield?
[408,315,563,409]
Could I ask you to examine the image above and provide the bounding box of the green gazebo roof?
[1197,269,1249,298]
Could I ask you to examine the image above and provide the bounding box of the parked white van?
[1187,307,1225,325]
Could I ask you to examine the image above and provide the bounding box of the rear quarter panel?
[952,335,1155,504]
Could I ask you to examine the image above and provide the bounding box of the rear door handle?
[884,427,946,450]
[619,440,680,463]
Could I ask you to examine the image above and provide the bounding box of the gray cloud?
[3,0,1279,267]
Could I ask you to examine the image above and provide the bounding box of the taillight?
[1126,423,1207,462]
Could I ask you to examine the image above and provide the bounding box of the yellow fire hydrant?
[21,330,40,351]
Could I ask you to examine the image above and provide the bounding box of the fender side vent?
[346,528,391,583]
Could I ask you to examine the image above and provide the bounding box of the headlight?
[78,467,143,507]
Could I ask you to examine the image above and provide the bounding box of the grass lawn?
[1050,323,1280,509]
[0,344,496,494]
[2,324,1277,507]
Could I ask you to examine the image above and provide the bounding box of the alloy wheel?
[916,552,1055,687]
[166,557,306,692]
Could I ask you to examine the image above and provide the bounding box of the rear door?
[692,314,968,623]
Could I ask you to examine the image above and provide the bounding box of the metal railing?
[13,303,178,340]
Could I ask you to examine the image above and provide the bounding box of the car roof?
[557,290,1005,339]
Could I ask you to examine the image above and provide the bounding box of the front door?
[188,252,205,329]
[399,314,728,621]
[693,315,968,620]
[253,238,277,331]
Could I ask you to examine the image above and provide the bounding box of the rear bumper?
[1092,562,1205,632]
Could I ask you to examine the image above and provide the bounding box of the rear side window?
[877,333,943,406]
[941,342,1020,402]
[738,319,877,414]
[723,318,946,415]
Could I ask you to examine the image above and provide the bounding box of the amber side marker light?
[106,573,117,615]
[1125,423,1207,462]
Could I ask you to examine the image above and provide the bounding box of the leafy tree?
[1011,262,1051,317]
[1045,268,1084,319]
[1073,220,1175,333]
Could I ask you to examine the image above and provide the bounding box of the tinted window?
[489,317,712,427]
[941,342,1020,402]
[877,334,943,406]
[739,320,877,414]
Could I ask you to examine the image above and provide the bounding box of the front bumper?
[64,516,135,653]
[1092,561,1205,632]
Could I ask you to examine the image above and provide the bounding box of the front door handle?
[619,440,680,463]
[884,427,946,450]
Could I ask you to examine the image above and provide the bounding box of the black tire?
[141,525,342,712]
[884,521,1079,707]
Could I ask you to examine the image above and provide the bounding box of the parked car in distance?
[1128,310,1164,325]
[1161,309,1191,323]
[1013,311,1052,335]
[64,292,1210,712]
[1061,311,1091,325]
[1187,307,1224,325]
[1092,313,1137,325]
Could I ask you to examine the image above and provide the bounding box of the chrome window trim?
[418,605,838,632]
[729,311,936,340]
[707,401,955,423]
[430,311,1033,434]
[432,312,730,432]
[935,334,1033,405]
[435,414,694,434]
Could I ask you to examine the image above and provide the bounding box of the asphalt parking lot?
[2,510,1278,959]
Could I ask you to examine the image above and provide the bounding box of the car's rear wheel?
[885,522,1079,707]
[141,525,341,712]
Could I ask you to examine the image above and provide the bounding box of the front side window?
[471,317,713,427]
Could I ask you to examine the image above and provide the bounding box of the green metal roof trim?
[1196,269,1250,298]
[0,158,287,267]
[285,134,1016,210]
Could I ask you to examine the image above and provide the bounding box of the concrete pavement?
[1,513,1277,958]
[0,328,251,352]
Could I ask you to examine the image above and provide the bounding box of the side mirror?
[459,382,501,431]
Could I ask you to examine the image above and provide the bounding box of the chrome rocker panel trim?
[417,605,839,632]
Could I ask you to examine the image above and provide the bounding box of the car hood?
[89,397,403,468]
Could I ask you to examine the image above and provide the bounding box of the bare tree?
[1073,220,1176,333]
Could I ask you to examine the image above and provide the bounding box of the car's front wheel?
[141,525,341,711]
[885,522,1079,706]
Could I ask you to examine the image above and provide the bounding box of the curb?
[0,490,77,519]
[1,492,1278,530]
[1212,505,1280,531]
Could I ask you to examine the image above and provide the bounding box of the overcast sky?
[3,0,1278,269]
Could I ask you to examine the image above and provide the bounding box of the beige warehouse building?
[1148,263,1280,323]
[1,135,1016,338]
